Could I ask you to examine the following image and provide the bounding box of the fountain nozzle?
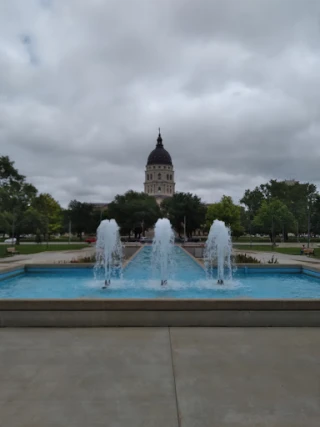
[102,279,111,289]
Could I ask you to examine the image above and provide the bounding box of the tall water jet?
[152,218,175,285]
[204,219,232,284]
[95,219,123,287]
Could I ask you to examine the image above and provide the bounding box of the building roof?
[147,131,172,166]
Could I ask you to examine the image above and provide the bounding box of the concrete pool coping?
[0,261,320,327]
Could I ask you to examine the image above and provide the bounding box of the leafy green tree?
[0,211,11,235]
[20,207,46,237]
[0,156,40,242]
[240,187,266,236]
[253,199,296,244]
[0,155,24,185]
[261,180,317,237]
[311,195,320,236]
[32,193,63,238]
[67,200,96,239]
[108,190,161,238]
[161,192,206,238]
[240,187,265,218]
[0,157,38,243]
[241,180,319,239]
[206,195,244,238]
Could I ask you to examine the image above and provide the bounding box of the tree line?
[1,155,320,243]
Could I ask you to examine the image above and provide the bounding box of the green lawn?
[0,244,88,258]
[233,245,320,258]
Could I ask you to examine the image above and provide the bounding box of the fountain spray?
[95,219,123,287]
[152,218,175,285]
[204,219,232,284]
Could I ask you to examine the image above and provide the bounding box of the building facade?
[144,130,175,204]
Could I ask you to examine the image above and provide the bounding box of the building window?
[147,174,149,180]
[150,174,152,180]
[170,186,172,193]
[166,174,169,180]
[158,173,161,180]
[170,174,172,180]
[153,166,155,169]
[158,186,161,192]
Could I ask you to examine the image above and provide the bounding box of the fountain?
[95,219,123,287]
[152,218,175,285]
[204,219,232,284]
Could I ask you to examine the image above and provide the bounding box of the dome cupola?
[144,129,175,203]
[147,130,172,166]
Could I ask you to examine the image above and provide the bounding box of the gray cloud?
[1,0,320,207]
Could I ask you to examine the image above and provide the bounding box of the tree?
[67,200,96,239]
[240,187,265,218]
[0,157,38,243]
[311,195,320,236]
[0,155,24,185]
[161,192,206,238]
[32,193,63,239]
[19,207,46,237]
[206,196,244,238]
[261,180,317,237]
[108,190,161,238]
[0,211,12,237]
[241,180,319,239]
[253,199,296,244]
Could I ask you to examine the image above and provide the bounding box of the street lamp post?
[249,209,252,249]
[68,220,72,245]
[307,206,311,249]
[11,210,15,245]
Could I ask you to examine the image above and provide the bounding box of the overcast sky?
[1,0,320,207]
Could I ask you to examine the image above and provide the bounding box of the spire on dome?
[156,128,163,147]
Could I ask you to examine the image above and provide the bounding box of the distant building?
[284,179,299,186]
[144,130,175,204]
[90,203,109,211]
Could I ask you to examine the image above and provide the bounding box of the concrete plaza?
[0,327,319,426]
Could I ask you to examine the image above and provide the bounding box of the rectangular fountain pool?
[0,246,320,299]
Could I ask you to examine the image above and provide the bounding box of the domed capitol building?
[144,130,175,204]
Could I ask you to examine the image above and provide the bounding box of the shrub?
[234,253,261,264]
[267,255,279,264]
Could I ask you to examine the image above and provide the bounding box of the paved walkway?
[0,247,95,271]
[0,327,319,426]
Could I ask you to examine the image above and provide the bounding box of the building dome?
[147,131,172,165]
[144,130,175,203]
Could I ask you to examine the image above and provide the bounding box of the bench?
[6,247,20,256]
[301,248,315,256]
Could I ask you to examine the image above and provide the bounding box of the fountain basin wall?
[0,263,320,327]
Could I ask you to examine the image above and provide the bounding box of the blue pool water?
[0,246,320,299]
